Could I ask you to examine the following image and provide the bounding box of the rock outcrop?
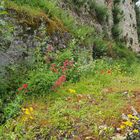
[120,0,140,52]
[60,0,140,52]
[95,0,140,52]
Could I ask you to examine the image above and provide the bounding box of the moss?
[5,1,67,34]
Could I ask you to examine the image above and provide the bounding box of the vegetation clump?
[0,0,140,140]
[112,0,123,41]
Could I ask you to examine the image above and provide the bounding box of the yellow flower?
[128,114,139,120]
[128,114,134,119]
[22,108,26,111]
[133,129,139,133]
[133,116,139,120]
[29,116,33,120]
[123,121,133,127]
[22,116,28,122]
[25,109,30,115]
[120,125,126,129]
[68,89,76,94]
[29,107,33,112]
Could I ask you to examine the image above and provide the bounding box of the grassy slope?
[1,62,140,139]
[1,0,140,139]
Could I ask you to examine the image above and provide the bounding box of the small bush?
[113,43,137,63]
[112,24,122,40]
[28,69,58,94]
[112,6,123,24]
[95,4,108,24]
[89,1,108,24]
[92,38,108,59]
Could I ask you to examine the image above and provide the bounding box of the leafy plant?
[94,4,108,24]
[3,94,23,121]
[28,69,58,95]
[112,24,122,40]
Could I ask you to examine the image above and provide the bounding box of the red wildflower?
[18,87,23,91]
[61,66,67,73]
[63,60,69,67]
[101,70,104,74]
[107,70,112,74]
[54,75,66,87]
[22,84,28,89]
[51,64,56,67]
[50,64,58,73]
[63,60,73,68]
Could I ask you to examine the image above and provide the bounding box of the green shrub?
[113,43,137,63]
[112,6,123,24]
[89,1,108,24]
[112,24,122,40]
[92,38,108,59]
[28,69,58,95]
[56,49,74,64]
[3,94,23,121]
[94,4,108,24]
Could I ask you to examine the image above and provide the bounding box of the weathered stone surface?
[120,0,140,52]
[0,13,71,69]
[59,0,140,52]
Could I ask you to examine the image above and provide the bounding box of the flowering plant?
[119,107,140,139]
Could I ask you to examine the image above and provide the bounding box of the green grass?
[1,1,140,139]
[1,60,140,139]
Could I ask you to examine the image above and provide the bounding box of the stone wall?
[119,0,140,52]
[97,0,140,52]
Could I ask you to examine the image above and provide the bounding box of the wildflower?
[133,116,139,120]
[18,87,23,91]
[133,129,139,133]
[22,116,28,121]
[22,107,34,121]
[54,75,66,88]
[22,84,28,89]
[51,64,56,67]
[128,114,139,120]
[120,125,126,129]
[123,121,133,127]
[68,89,76,94]
[107,70,111,74]
[128,114,134,119]
[30,116,33,120]
[29,107,33,112]
[22,108,26,111]
[25,109,30,115]
[63,60,73,68]
[63,60,69,67]
[61,66,67,73]
[50,64,58,73]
